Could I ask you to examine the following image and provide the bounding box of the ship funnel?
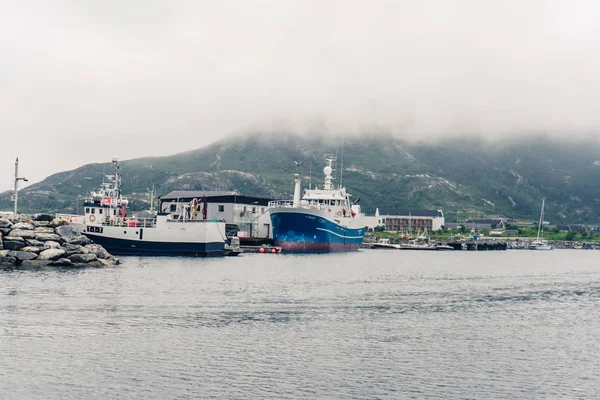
[293,173,301,207]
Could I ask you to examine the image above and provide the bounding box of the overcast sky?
[1,0,599,191]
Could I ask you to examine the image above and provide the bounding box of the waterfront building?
[378,208,445,232]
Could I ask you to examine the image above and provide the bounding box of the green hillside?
[1,133,599,223]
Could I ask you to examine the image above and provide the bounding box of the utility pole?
[13,157,28,218]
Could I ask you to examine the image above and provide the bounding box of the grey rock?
[49,258,73,266]
[0,250,8,257]
[33,227,55,234]
[67,235,91,245]
[38,248,66,260]
[63,243,85,255]
[8,229,37,239]
[56,225,79,239]
[0,237,2,250]
[3,240,26,251]
[12,222,34,230]
[5,236,24,242]
[35,233,62,242]
[20,259,50,268]
[26,239,45,247]
[0,256,17,266]
[0,218,13,229]
[83,244,110,259]
[50,218,68,227]
[68,253,98,263]
[20,246,42,253]
[0,228,11,237]
[7,250,38,261]
[43,241,61,249]
[32,221,50,227]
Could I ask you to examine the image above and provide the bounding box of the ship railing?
[165,218,225,223]
[268,200,332,211]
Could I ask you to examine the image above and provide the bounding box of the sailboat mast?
[536,198,545,241]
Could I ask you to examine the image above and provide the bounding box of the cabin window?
[85,207,90,214]
[243,206,247,212]
[170,204,176,212]
[91,208,95,214]
[252,207,256,213]
[261,207,265,214]
[218,205,224,212]
[114,209,117,216]
[99,209,103,215]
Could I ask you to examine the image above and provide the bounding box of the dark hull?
[83,233,226,257]
[270,211,364,253]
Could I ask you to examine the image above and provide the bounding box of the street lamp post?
[13,157,28,218]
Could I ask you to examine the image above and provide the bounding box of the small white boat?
[529,198,553,251]
[371,238,401,249]
[399,239,435,250]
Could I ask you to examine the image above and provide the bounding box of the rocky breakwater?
[0,217,119,268]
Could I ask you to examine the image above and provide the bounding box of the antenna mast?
[340,139,344,188]
[13,157,28,217]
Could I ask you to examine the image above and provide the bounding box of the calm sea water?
[1,250,599,399]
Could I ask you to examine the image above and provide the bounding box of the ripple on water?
[1,250,600,399]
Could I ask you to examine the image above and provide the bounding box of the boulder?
[8,229,37,239]
[4,236,24,242]
[68,253,98,263]
[12,222,34,230]
[0,218,14,229]
[20,259,50,268]
[38,248,66,260]
[26,239,45,247]
[49,258,73,266]
[0,228,11,237]
[3,240,26,251]
[7,250,38,261]
[34,227,55,234]
[35,233,62,242]
[0,250,8,257]
[63,243,85,255]
[83,244,110,259]
[50,218,68,227]
[43,241,62,249]
[32,221,51,227]
[56,225,79,240]
[67,235,91,245]
[20,246,42,253]
[100,257,120,266]
[34,214,54,222]
[0,256,17,266]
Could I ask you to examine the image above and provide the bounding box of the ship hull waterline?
[83,233,227,257]
[270,210,364,253]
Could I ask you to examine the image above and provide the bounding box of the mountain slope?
[1,133,599,223]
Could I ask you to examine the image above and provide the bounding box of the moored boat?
[372,238,401,249]
[68,158,230,257]
[269,155,365,252]
[529,198,553,251]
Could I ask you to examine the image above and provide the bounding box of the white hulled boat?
[68,157,230,257]
[529,197,553,251]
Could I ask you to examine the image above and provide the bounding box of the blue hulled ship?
[269,156,365,252]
